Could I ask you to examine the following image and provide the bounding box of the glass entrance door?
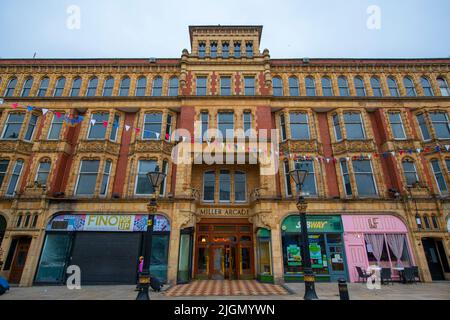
[210,246,224,280]
[326,234,348,281]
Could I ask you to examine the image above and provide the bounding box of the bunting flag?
[42,108,49,115]
[125,125,131,131]
[0,98,4,105]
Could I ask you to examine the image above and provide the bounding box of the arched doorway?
[0,215,6,246]
[421,237,449,281]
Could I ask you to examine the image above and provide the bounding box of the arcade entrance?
[194,219,254,280]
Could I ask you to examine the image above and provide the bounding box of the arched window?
[102,77,114,96]
[288,77,299,96]
[370,76,383,97]
[415,214,422,229]
[321,76,333,96]
[437,77,450,96]
[37,77,50,97]
[289,112,310,140]
[135,76,147,96]
[388,76,399,97]
[431,215,439,229]
[119,76,130,96]
[53,77,66,97]
[210,42,217,58]
[402,159,419,186]
[4,77,17,97]
[36,160,51,186]
[168,77,179,96]
[86,77,98,97]
[152,76,163,96]
[420,77,434,96]
[246,42,253,58]
[338,76,349,96]
[234,171,247,202]
[423,215,431,229]
[203,171,215,202]
[70,77,82,97]
[21,77,34,97]
[431,159,448,194]
[222,42,230,58]
[403,77,417,97]
[198,42,206,58]
[234,42,241,58]
[305,76,316,96]
[354,76,366,97]
[272,77,283,96]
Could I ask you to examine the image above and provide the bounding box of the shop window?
[2,113,25,140]
[402,160,419,186]
[203,171,215,202]
[403,77,417,97]
[416,113,431,141]
[294,160,316,196]
[109,114,120,141]
[338,76,349,97]
[53,77,66,97]
[321,77,333,96]
[219,170,231,202]
[135,76,147,96]
[344,112,365,140]
[152,76,163,96]
[257,229,272,276]
[354,76,366,97]
[289,112,310,140]
[280,113,287,141]
[234,171,247,202]
[196,76,207,96]
[429,111,450,139]
[6,160,24,196]
[364,235,390,267]
[48,113,65,140]
[135,160,157,195]
[340,159,352,196]
[283,160,292,196]
[273,77,283,96]
[99,160,112,197]
[305,76,316,96]
[437,77,450,96]
[24,114,38,141]
[244,77,255,96]
[201,112,209,141]
[102,77,114,96]
[222,42,230,58]
[388,112,406,140]
[37,77,50,97]
[218,112,234,138]
[421,77,434,96]
[75,160,99,196]
[119,76,130,96]
[4,77,17,97]
[289,77,299,96]
[332,113,342,141]
[431,159,448,194]
[149,234,170,283]
[70,77,82,97]
[88,112,109,139]
[370,76,383,97]
[168,77,179,96]
[21,77,33,97]
[220,76,231,96]
[352,160,377,196]
[210,42,217,58]
[416,214,422,229]
[86,77,98,97]
[35,233,71,283]
[178,230,193,283]
[36,161,51,186]
[143,113,162,140]
[0,160,9,189]
[388,76,400,97]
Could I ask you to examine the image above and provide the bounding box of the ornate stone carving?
[0,140,33,154]
[279,140,323,154]
[76,140,120,155]
[332,139,376,155]
[129,140,174,155]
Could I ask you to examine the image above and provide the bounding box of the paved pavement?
[0,281,449,300]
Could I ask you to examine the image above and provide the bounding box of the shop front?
[34,213,171,285]
[281,215,348,282]
[194,218,254,280]
[342,214,414,282]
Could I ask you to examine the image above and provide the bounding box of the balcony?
[332,139,376,155]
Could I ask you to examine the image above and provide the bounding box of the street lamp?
[136,165,166,301]
[289,163,319,300]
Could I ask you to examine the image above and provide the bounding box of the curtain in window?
[386,234,405,267]
[364,234,385,265]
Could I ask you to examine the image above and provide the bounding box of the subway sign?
[281,215,343,233]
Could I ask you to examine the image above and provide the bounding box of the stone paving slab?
[0,282,449,300]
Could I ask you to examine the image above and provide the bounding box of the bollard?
[338,278,350,300]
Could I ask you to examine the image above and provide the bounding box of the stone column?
[271,225,284,284]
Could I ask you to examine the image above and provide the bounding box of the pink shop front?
[342,215,416,282]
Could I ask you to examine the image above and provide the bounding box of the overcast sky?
[0,0,449,59]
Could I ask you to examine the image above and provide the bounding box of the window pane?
[203,171,215,201]
[353,160,377,196]
[416,114,431,140]
[88,113,109,139]
[294,160,316,195]
[135,160,156,194]
[3,113,25,139]
[219,170,231,201]
[143,113,162,139]
[234,172,246,201]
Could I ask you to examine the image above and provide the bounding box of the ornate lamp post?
[289,164,319,300]
[136,165,166,300]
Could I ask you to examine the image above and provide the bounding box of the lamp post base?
[303,269,319,300]
[136,271,151,300]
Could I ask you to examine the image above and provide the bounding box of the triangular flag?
[445,145,450,151]
[390,151,396,157]
[135,128,141,133]
[77,116,84,122]
[42,108,49,115]
[435,146,441,152]
[90,119,96,125]
[0,98,4,104]
[346,157,351,162]
[165,133,170,140]
[416,148,421,154]
[103,121,108,128]
[27,106,33,112]
[155,132,160,139]
[125,125,130,131]
[56,112,62,119]
[368,154,372,159]
[12,103,18,109]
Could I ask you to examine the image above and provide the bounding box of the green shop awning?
[281,215,343,233]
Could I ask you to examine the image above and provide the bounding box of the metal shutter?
[70,232,142,285]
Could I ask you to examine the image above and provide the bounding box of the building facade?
[0,25,449,286]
